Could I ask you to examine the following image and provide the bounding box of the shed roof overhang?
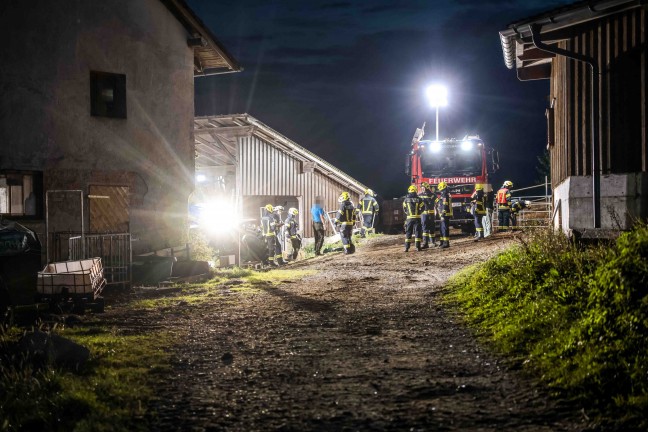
[194,114,369,195]
[161,0,241,76]
[498,0,643,80]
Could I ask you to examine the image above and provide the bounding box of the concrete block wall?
[553,173,648,231]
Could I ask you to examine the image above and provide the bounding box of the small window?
[0,171,43,218]
[90,71,127,118]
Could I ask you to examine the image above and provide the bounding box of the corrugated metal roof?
[194,114,370,196]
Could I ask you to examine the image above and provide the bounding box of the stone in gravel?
[221,352,233,365]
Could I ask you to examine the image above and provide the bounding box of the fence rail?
[494,179,552,230]
[67,233,131,288]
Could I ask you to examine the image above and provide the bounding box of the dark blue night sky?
[189,0,575,198]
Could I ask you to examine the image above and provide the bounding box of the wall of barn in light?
[548,7,648,230]
[238,135,361,237]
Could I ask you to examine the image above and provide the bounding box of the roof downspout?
[530,24,601,229]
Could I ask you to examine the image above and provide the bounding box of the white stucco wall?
[553,173,648,231]
[0,0,196,253]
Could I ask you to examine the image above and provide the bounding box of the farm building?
[0,0,240,271]
[193,114,370,238]
[499,0,648,232]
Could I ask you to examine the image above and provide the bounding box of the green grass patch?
[131,268,317,309]
[0,325,175,432]
[445,225,648,428]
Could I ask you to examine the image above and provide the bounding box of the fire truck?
[405,124,499,232]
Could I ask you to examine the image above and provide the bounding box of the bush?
[446,224,648,427]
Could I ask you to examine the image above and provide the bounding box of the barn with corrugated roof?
[193,114,370,238]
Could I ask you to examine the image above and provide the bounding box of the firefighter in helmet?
[470,184,487,241]
[436,181,453,248]
[419,182,437,248]
[334,192,356,254]
[284,207,301,260]
[261,204,281,266]
[357,188,379,238]
[496,180,513,232]
[403,184,424,252]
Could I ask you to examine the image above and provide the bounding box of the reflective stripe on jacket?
[337,200,356,225]
[403,193,424,219]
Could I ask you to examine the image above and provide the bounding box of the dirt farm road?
[113,234,590,431]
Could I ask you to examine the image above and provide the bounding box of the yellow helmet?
[421,181,430,189]
[365,188,374,196]
[288,207,298,216]
[264,204,273,212]
[407,185,417,193]
[437,181,447,191]
[339,191,350,202]
[503,180,513,188]
[475,183,484,191]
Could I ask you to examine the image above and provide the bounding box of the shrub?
[446,224,648,426]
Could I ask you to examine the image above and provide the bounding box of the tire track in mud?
[142,234,588,431]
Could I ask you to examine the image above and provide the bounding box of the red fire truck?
[405,124,499,232]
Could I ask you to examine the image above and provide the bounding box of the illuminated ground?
[109,233,589,431]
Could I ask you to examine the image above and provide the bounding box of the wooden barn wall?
[549,7,647,188]
[238,135,361,237]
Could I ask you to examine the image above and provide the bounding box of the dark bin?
[131,255,176,286]
[0,219,42,310]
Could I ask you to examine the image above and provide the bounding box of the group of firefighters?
[257,180,528,265]
[401,179,529,251]
[260,204,302,266]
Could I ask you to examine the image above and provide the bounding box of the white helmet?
[288,207,298,216]
[274,205,284,213]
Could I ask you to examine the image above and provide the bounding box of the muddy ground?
[105,233,592,431]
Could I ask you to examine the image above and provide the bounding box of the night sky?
[189,0,574,199]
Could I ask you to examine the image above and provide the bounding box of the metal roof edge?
[498,0,643,70]
[196,114,369,195]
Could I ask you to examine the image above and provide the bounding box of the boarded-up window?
[89,185,130,233]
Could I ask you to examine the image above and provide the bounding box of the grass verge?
[0,325,174,432]
[1,265,316,430]
[445,224,648,429]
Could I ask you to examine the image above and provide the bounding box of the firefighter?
[403,185,424,252]
[436,181,453,249]
[419,182,437,248]
[334,192,356,254]
[496,180,513,232]
[357,188,379,238]
[510,199,531,229]
[470,184,487,241]
[261,204,281,266]
[284,207,301,260]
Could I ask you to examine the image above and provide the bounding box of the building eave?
[499,0,644,73]
[160,0,242,76]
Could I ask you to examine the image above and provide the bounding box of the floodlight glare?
[461,140,473,151]
[425,85,448,107]
[430,141,442,152]
[196,174,207,183]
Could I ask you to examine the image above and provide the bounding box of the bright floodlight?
[461,140,473,151]
[430,141,442,152]
[196,174,207,183]
[425,85,448,107]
